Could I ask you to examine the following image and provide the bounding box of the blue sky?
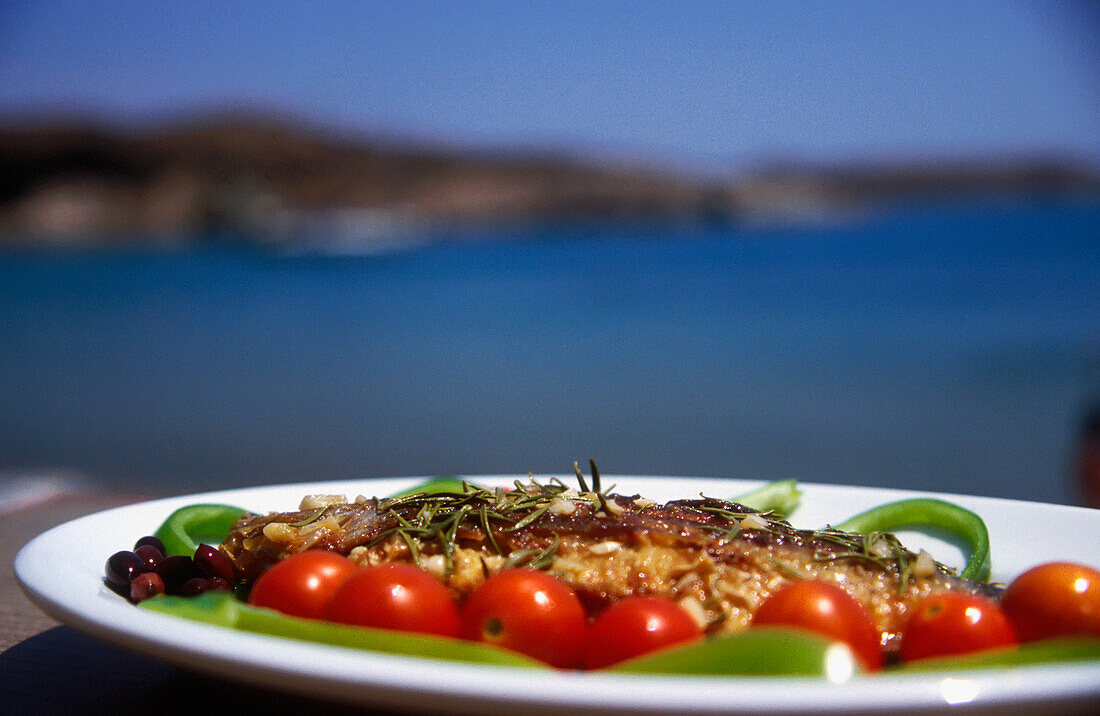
[2,1,1097,171]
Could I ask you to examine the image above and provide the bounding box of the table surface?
[1,491,409,714]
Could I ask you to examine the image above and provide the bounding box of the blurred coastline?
[2,111,1099,254]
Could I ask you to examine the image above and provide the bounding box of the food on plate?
[105,468,1100,673]
[105,533,236,602]
[219,472,996,660]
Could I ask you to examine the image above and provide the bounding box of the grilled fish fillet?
[221,481,994,653]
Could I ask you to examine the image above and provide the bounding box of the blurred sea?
[1,198,1098,505]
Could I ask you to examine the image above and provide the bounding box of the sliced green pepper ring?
[834,498,991,582]
[141,594,857,676]
[610,627,859,679]
[141,592,545,668]
[891,636,1100,672]
[388,476,477,498]
[142,593,1100,674]
[733,479,803,519]
[153,503,250,557]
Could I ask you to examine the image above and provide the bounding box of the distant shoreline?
[3,111,1098,250]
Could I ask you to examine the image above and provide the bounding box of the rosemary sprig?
[358,474,589,572]
[533,534,561,569]
[807,530,919,594]
[438,505,471,574]
[696,505,751,520]
[503,533,561,569]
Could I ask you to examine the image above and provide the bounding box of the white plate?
[14,475,1100,714]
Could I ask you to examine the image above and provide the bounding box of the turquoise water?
[1,199,1098,504]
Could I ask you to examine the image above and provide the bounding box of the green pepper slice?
[140,592,544,668]
[153,503,250,556]
[142,594,1100,675]
[388,476,478,498]
[610,627,859,678]
[734,479,803,519]
[891,637,1100,672]
[835,498,991,582]
[140,594,856,676]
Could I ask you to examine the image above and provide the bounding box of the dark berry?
[206,577,232,592]
[134,544,164,571]
[155,555,200,594]
[105,551,144,590]
[180,577,209,597]
[193,544,235,582]
[134,535,166,554]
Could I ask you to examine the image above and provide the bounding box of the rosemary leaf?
[527,534,561,570]
[589,459,602,494]
[769,556,810,580]
[573,462,590,493]
[398,529,422,567]
[479,504,502,555]
[507,503,551,531]
[289,506,328,527]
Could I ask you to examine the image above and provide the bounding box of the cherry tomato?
[247,550,357,619]
[900,593,1017,661]
[751,580,883,671]
[584,596,703,669]
[323,563,461,638]
[1001,562,1100,642]
[460,568,588,668]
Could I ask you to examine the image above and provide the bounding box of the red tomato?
[247,550,357,619]
[1001,562,1100,642]
[323,563,461,638]
[900,593,1017,661]
[584,596,703,669]
[460,569,588,668]
[751,580,883,671]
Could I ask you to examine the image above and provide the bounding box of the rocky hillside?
[0,114,735,246]
[2,113,1097,248]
